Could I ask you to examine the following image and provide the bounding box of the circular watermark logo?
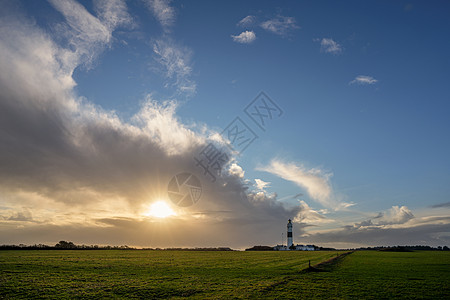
[167,172,202,207]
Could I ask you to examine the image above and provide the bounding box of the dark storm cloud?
[0,0,301,247]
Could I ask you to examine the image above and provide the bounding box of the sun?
[145,201,176,218]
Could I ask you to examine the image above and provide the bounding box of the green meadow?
[1,250,449,299]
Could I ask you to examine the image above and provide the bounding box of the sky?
[0,0,449,249]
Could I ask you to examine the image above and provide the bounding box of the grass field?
[264,250,450,299]
[0,250,449,299]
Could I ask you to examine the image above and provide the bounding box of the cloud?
[258,159,334,208]
[48,0,113,68]
[350,75,378,85]
[132,98,202,155]
[431,201,450,208]
[316,38,342,54]
[260,16,299,36]
[142,0,195,97]
[353,206,414,229]
[143,0,175,30]
[93,0,134,31]
[377,206,414,225]
[0,2,302,248]
[254,179,270,191]
[237,15,256,27]
[231,31,256,44]
[294,201,333,225]
[228,163,245,178]
[152,38,196,95]
[303,208,450,248]
[7,209,33,222]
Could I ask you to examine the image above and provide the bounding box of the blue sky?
[0,0,449,248]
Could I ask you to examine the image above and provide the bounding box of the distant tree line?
[1,242,448,251]
[0,242,233,251]
[245,244,450,251]
[0,241,134,250]
[353,245,449,251]
[245,245,274,251]
[245,245,336,251]
[154,247,233,251]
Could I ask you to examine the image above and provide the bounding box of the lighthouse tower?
[287,219,293,249]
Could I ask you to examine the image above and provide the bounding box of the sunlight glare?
[145,201,176,218]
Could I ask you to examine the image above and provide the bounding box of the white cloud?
[351,206,414,229]
[260,16,299,36]
[254,179,270,191]
[237,15,256,27]
[143,0,175,30]
[350,75,378,85]
[317,38,342,54]
[132,97,203,155]
[231,30,256,44]
[228,163,245,178]
[258,159,333,207]
[376,206,415,225]
[248,191,276,203]
[152,38,196,96]
[294,200,333,224]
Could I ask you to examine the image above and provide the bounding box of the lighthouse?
[287,219,293,248]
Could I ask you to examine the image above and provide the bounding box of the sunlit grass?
[1,250,449,298]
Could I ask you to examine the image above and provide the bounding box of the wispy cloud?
[231,30,256,44]
[143,0,175,30]
[143,0,195,96]
[294,200,334,224]
[46,0,133,72]
[93,0,134,31]
[316,38,342,54]
[48,0,111,68]
[350,75,378,85]
[259,159,342,209]
[260,15,299,36]
[237,15,256,27]
[152,38,196,95]
[430,201,450,208]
